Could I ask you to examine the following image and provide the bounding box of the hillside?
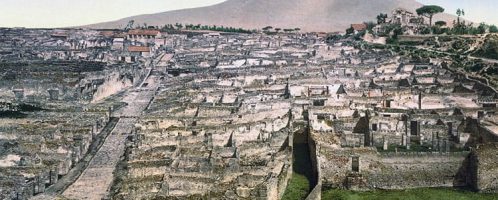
[85,0,456,32]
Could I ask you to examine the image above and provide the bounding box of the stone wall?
[469,143,498,193]
[368,152,469,189]
[478,126,498,144]
[318,145,470,191]
[306,132,322,200]
[463,118,498,147]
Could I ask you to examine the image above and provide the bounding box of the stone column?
[107,106,113,120]
[438,138,443,153]
[406,134,411,150]
[432,133,437,151]
[370,131,374,147]
[383,136,388,151]
[161,182,169,196]
[92,122,98,139]
[418,92,422,110]
[49,168,58,185]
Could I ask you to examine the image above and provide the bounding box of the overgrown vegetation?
[322,188,498,200]
[159,23,255,34]
[473,35,498,60]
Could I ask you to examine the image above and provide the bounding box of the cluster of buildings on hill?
[350,8,429,37]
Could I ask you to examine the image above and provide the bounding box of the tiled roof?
[128,46,150,52]
[100,31,116,37]
[351,24,367,31]
[128,29,160,36]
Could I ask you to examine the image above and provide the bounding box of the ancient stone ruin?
[0,26,498,200]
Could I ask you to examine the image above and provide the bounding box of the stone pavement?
[62,75,158,200]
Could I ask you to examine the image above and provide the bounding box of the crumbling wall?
[478,126,498,144]
[91,72,134,102]
[469,143,498,193]
[319,145,469,190]
[463,118,498,147]
[367,152,468,189]
[306,132,322,200]
[308,130,319,189]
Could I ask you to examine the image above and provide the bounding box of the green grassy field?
[322,188,498,200]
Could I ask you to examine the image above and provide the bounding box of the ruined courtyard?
[0,26,498,200]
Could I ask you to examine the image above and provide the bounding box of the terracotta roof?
[128,46,150,52]
[113,33,127,38]
[100,31,116,37]
[128,29,160,36]
[351,24,367,31]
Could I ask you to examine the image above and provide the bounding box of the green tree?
[365,21,376,31]
[478,23,488,34]
[490,25,498,33]
[416,5,445,26]
[262,26,273,32]
[456,8,465,25]
[435,21,447,27]
[376,13,388,24]
[432,21,448,34]
[346,27,354,35]
[174,23,183,30]
[392,26,403,39]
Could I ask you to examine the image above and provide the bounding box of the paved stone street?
[62,118,133,200]
[62,74,158,200]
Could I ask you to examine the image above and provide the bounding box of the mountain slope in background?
[85,0,456,32]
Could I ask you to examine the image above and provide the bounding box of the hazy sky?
[0,0,497,28]
[0,0,226,28]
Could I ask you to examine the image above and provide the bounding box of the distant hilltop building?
[373,8,428,36]
[350,24,368,33]
[126,29,161,44]
[390,8,425,27]
[349,8,429,36]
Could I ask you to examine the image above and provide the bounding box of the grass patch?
[282,143,315,200]
[322,188,497,200]
[282,173,310,200]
